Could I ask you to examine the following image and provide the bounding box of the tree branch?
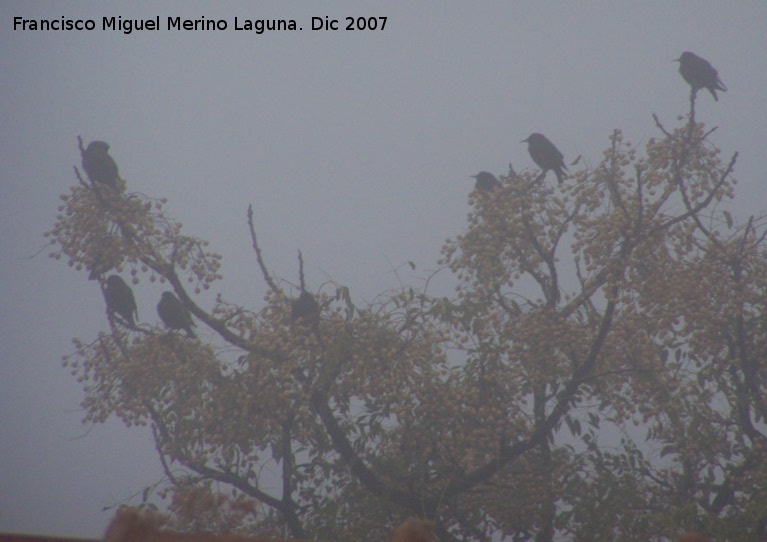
[247,204,280,294]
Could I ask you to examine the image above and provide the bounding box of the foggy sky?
[2,1,766,538]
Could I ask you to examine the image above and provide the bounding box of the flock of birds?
[81,51,725,339]
[75,51,731,542]
[81,142,197,338]
[470,50,727,191]
[102,273,197,338]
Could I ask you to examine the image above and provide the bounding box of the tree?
[48,97,767,540]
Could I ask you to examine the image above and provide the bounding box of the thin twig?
[247,204,280,294]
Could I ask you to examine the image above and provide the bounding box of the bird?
[157,291,196,338]
[82,140,120,188]
[104,275,138,327]
[522,133,568,185]
[674,51,727,101]
[291,290,320,331]
[470,171,502,191]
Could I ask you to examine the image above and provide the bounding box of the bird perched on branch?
[292,290,320,330]
[522,133,567,185]
[470,171,501,191]
[104,275,138,328]
[291,250,320,332]
[82,140,120,188]
[674,51,727,101]
[157,291,196,338]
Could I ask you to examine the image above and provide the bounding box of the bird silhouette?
[674,51,727,101]
[470,171,501,191]
[292,290,320,331]
[82,141,120,188]
[157,291,196,338]
[522,133,567,184]
[291,250,320,333]
[104,275,138,327]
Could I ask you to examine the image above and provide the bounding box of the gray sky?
[2,1,766,538]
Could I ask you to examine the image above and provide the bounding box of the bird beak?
[673,57,681,62]
[469,175,477,179]
[520,138,528,143]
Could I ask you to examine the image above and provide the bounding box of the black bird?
[104,275,138,327]
[82,141,119,188]
[157,291,196,338]
[674,51,727,101]
[470,171,502,191]
[291,290,320,331]
[522,133,567,185]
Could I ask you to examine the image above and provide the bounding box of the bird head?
[522,133,543,144]
[106,275,123,287]
[87,140,111,153]
[471,171,494,181]
[673,51,693,63]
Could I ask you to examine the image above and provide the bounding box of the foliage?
[48,100,767,541]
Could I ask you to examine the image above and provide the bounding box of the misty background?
[2,1,766,538]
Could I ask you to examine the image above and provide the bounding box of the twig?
[247,204,280,294]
